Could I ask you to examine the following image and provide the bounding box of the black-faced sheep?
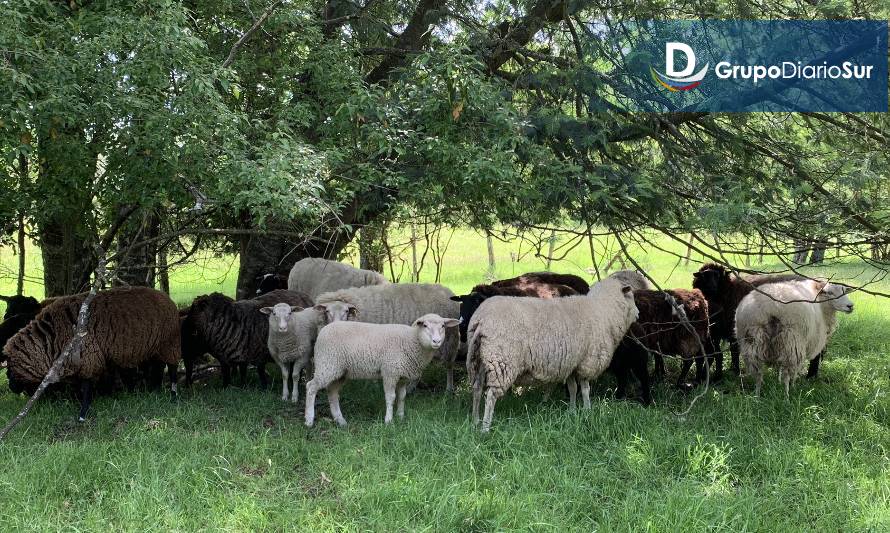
[692,264,819,378]
[3,287,181,420]
[0,295,44,364]
[181,289,312,387]
[466,278,638,432]
[735,280,853,397]
[305,313,460,427]
[254,273,288,296]
[631,288,712,386]
[287,258,388,301]
[315,283,461,391]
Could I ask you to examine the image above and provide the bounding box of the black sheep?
[181,289,312,387]
[254,273,288,296]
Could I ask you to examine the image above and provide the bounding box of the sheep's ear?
[692,271,701,278]
[443,318,461,328]
[259,307,273,315]
[289,306,302,314]
[313,304,327,312]
[412,319,425,328]
[347,304,358,318]
[0,295,9,302]
[449,295,464,302]
[621,286,633,294]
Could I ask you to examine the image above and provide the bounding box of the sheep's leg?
[780,369,791,401]
[709,338,724,382]
[304,379,319,427]
[327,378,347,427]
[806,350,823,379]
[730,340,741,375]
[632,351,653,406]
[471,372,483,425]
[396,381,408,420]
[481,388,499,433]
[753,372,763,397]
[221,364,232,387]
[676,357,693,387]
[446,366,455,394]
[653,352,666,380]
[566,375,577,410]
[167,363,178,398]
[579,379,591,409]
[277,361,290,401]
[383,376,398,424]
[238,363,248,386]
[256,363,270,389]
[77,380,94,422]
[290,363,302,404]
[184,357,194,387]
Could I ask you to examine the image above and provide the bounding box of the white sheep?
[466,277,638,432]
[304,313,460,427]
[600,269,651,292]
[315,283,462,391]
[287,258,388,301]
[261,302,355,402]
[735,279,854,398]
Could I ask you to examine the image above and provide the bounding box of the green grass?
[0,230,888,531]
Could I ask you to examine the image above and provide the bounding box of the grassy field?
[0,231,888,531]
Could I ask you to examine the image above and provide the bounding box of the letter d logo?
[665,42,697,77]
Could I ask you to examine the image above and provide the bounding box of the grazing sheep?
[261,301,354,402]
[255,273,288,296]
[631,288,711,386]
[466,278,638,432]
[3,287,180,421]
[315,283,461,391]
[692,263,814,378]
[287,258,388,301]
[450,278,579,343]
[304,313,460,427]
[735,280,853,398]
[609,322,653,405]
[181,289,312,387]
[603,270,652,292]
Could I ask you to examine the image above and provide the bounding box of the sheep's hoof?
[77,416,86,423]
[677,381,697,393]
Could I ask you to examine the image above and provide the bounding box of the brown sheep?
[632,288,711,387]
[3,287,181,421]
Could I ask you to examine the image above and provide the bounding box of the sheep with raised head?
[466,277,638,432]
[287,258,388,301]
[735,280,853,398]
[692,263,815,378]
[260,301,354,402]
[304,313,460,427]
[315,283,461,390]
[3,287,180,421]
[181,289,312,387]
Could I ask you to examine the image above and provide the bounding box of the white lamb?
[735,279,854,398]
[466,277,638,432]
[261,302,354,402]
[287,258,388,301]
[304,313,460,427]
[315,283,462,391]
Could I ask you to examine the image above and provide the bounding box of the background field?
[0,232,888,531]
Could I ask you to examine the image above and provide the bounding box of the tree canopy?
[1,0,888,296]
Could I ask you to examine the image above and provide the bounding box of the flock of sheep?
[0,257,854,431]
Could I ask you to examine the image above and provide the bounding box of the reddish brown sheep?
[632,288,712,387]
[3,287,181,420]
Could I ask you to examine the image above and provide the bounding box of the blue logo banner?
[590,20,888,112]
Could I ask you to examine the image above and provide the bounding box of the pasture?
[0,231,888,531]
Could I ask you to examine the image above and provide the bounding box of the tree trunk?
[34,123,98,297]
[157,246,170,294]
[486,232,496,279]
[358,222,385,273]
[114,209,159,287]
[809,243,826,265]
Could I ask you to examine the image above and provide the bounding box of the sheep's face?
[691,269,723,296]
[622,286,640,322]
[260,303,298,333]
[413,314,461,352]
[819,283,854,313]
[449,292,487,342]
[314,301,357,324]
